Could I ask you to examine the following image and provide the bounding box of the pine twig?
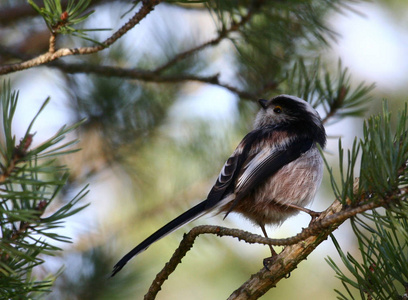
[0,0,162,75]
[0,135,32,183]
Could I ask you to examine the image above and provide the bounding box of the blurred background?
[1,0,408,299]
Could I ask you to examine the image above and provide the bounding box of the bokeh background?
[1,0,408,299]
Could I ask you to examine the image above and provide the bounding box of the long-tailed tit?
[112,94,326,276]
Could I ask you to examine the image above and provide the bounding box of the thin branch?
[48,61,265,99]
[143,225,280,300]
[144,201,342,300]
[228,219,343,298]
[0,158,16,184]
[0,0,278,100]
[0,42,275,100]
[0,136,32,184]
[0,0,162,75]
[49,34,57,54]
[153,0,261,74]
[145,184,403,300]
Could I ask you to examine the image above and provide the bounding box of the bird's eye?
[273,106,282,113]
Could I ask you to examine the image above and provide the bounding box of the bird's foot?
[308,210,322,225]
[281,203,322,224]
[263,255,277,270]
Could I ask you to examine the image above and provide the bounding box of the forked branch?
[0,0,162,75]
[145,183,404,300]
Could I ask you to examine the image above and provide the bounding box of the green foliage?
[285,59,375,122]
[28,0,107,42]
[0,82,88,299]
[315,61,375,122]
[2,0,404,299]
[360,102,408,197]
[328,210,408,300]
[326,103,408,300]
[211,0,345,94]
[321,137,361,205]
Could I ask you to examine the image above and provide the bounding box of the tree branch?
[0,0,162,75]
[145,180,405,300]
[47,61,273,100]
[0,0,280,100]
[153,1,260,74]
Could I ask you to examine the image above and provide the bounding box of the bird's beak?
[258,99,268,109]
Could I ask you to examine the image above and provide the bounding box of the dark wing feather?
[205,130,260,209]
[236,136,313,195]
[225,135,313,216]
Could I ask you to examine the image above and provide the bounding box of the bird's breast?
[231,146,323,225]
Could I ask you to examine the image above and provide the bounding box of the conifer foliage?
[0,0,407,299]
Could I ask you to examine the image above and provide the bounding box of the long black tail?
[111,200,209,277]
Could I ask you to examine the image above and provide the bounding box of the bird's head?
[254,95,326,147]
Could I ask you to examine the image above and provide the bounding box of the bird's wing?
[240,137,312,191]
[227,134,313,215]
[204,130,260,209]
[206,128,313,214]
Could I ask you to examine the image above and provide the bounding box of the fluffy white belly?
[226,147,323,225]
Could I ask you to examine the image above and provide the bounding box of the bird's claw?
[308,211,322,225]
[263,256,277,270]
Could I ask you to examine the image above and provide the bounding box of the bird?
[111,94,326,277]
